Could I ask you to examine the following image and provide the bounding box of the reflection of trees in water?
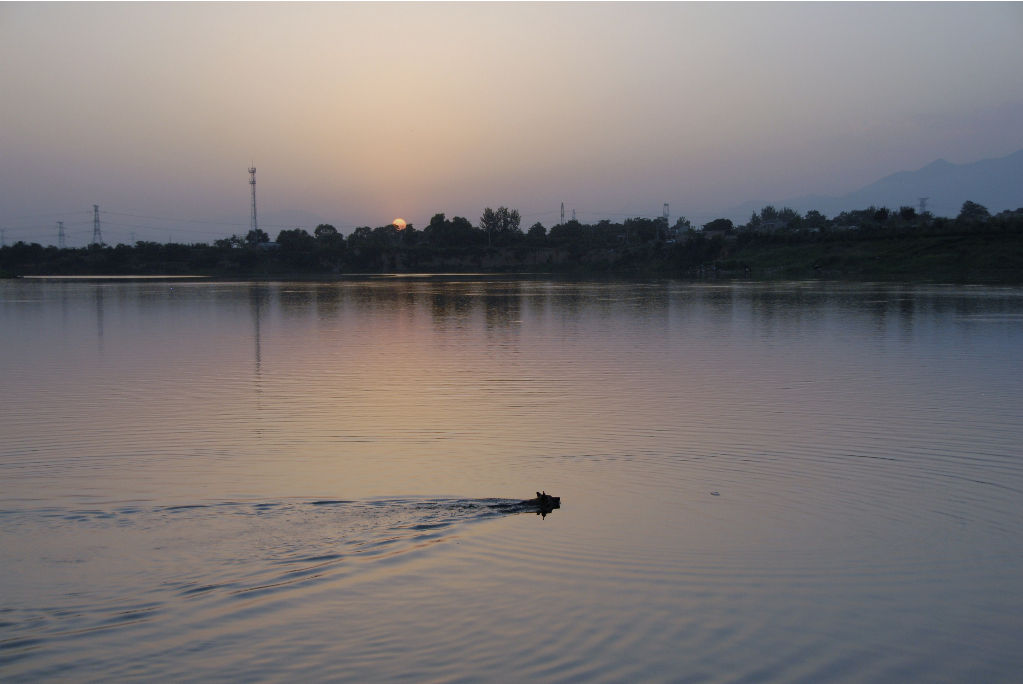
[277,286,314,318]
[264,279,678,333]
[745,284,812,330]
[623,283,672,327]
[314,284,343,320]
[347,281,409,317]
[480,283,523,352]
[552,284,586,320]
[421,280,526,339]
[230,281,1023,363]
[522,283,554,321]
[727,282,1023,343]
[482,282,522,331]
[428,284,476,330]
[412,280,682,335]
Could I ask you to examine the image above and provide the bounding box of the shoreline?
[4,228,1022,285]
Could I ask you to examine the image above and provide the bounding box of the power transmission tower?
[663,202,670,238]
[92,205,104,245]
[58,221,66,248]
[249,166,259,233]
[571,209,576,222]
[918,197,929,215]
[560,202,565,226]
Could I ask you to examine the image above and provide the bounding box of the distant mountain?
[719,149,1023,223]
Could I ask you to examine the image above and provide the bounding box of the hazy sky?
[2,2,1022,245]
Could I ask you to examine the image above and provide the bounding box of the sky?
[1,2,1022,246]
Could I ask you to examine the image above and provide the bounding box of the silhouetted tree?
[371,224,401,247]
[481,206,522,246]
[779,207,801,229]
[423,213,482,249]
[958,201,990,223]
[398,224,419,247]
[703,218,733,233]
[349,226,372,243]
[314,224,340,241]
[276,228,316,251]
[451,216,475,234]
[623,217,660,243]
[246,228,269,246]
[672,216,693,233]
[548,220,583,246]
[804,210,828,229]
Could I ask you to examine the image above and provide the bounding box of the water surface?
[2,278,1022,681]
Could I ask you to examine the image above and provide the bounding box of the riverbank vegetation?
[3,201,1022,283]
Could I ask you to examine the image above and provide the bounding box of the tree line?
[2,201,1021,280]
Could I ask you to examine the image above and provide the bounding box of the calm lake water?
[2,277,1022,682]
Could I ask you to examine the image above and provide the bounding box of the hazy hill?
[720,149,1023,223]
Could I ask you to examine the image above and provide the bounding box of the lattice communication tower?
[249,167,259,233]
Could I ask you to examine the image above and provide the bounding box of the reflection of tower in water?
[249,285,267,437]
[95,285,105,356]
[251,286,263,374]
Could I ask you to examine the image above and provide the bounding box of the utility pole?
[58,221,66,248]
[560,202,565,226]
[249,166,259,234]
[92,205,104,245]
[663,202,670,239]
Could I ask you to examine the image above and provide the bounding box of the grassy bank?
[718,231,1023,283]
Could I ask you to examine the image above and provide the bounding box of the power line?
[1,209,92,223]
[101,210,248,228]
[101,220,235,235]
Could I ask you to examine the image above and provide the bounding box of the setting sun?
[392,218,407,230]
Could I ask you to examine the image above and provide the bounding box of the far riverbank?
[3,222,1022,285]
